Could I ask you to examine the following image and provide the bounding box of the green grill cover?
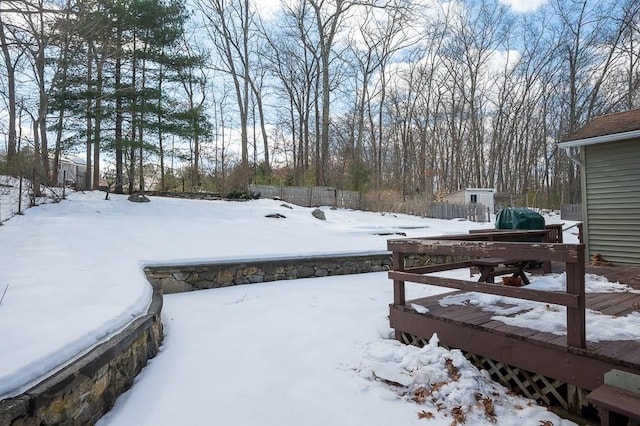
[495,207,545,230]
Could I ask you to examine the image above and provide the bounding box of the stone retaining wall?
[144,252,394,293]
[0,290,163,426]
[0,251,443,425]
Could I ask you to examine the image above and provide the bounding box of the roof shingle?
[564,109,640,142]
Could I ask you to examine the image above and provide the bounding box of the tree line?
[1,0,639,207]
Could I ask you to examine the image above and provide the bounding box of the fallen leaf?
[451,406,466,425]
[445,359,461,381]
[413,387,429,404]
[418,410,434,420]
[480,396,497,423]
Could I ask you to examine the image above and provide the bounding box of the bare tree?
[345,0,416,191]
[307,0,357,185]
[197,0,254,187]
[260,1,320,185]
[552,0,627,202]
[0,5,25,169]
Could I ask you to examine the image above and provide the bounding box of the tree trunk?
[115,24,124,194]
[0,16,18,169]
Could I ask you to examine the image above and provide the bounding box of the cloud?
[499,0,547,13]
[251,0,281,21]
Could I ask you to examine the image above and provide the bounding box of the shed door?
[585,139,640,265]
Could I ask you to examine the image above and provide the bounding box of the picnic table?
[472,258,530,285]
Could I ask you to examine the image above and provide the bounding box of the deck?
[387,232,640,417]
[585,263,640,291]
[392,285,640,387]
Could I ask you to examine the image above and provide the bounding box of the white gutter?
[558,129,640,148]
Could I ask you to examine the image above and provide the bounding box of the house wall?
[584,139,640,265]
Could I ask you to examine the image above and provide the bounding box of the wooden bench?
[472,258,530,285]
[587,384,640,425]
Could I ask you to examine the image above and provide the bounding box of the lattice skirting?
[398,331,575,411]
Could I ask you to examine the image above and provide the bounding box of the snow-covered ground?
[1,190,634,425]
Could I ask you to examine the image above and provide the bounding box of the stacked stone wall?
[0,251,448,425]
[145,253,394,293]
[0,292,163,425]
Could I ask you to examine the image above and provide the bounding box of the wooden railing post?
[566,245,586,348]
[577,222,584,244]
[542,228,552,273]
[556,225,563,243]
[392,251,405,306]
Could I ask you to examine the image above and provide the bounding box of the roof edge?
[558,129,640,148]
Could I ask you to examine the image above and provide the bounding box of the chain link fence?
[0,175,65,224]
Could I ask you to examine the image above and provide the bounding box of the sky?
[1,186,638,424]
[500,0,548,13]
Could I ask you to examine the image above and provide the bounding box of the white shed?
[443,188,495,212]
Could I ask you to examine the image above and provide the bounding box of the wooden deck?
[387,232,640,417]
[585,263,640,291]
[390,262,640,414]
[392,287,640,386]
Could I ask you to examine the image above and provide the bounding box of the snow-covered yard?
[1,191,635,425]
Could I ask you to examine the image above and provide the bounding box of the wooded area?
[0,0,639,207]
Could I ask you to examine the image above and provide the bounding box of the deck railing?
[387,236,587,348]
[436,227,564,273]
[448,225,562,243]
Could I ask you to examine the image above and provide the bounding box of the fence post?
[31,168,36,207]
[18,172,23,214]
[566,245,586,348]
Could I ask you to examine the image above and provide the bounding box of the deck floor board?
[597,294,640,316]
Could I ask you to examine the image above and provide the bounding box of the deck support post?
[566,245,586,348]
[567,384,588,413]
